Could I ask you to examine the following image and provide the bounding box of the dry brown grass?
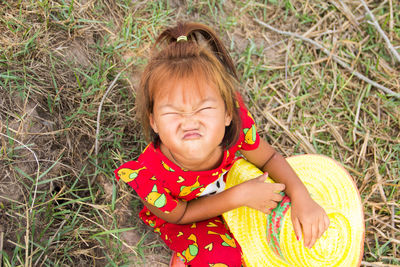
[0,0,399,266]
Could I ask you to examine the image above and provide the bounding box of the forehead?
[152,70,222,105]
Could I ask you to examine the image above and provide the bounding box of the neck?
[160,144,223,172]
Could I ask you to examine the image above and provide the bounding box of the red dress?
[115,98,260,266]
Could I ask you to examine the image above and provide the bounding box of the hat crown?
[223,156,364,267]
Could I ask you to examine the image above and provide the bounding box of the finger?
[292,216,302,242]
[268,200,278,210]
[303,223,312,248]
[272,193,283,202]
[324,214,330,231]
[271,183,285,192]
[264,208,272,214]
[309,223,317,248]
[318,216,325,240]
[257,172,269,182]
[321,214,330,238]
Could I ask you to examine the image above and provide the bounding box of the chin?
[182,148,209,160]
[185,150,206,159]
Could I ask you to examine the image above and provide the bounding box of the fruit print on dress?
[207,222,218,228]
[207,231,236,248]
[161,161,175,172]
[145,184,167,208]
[243,124,257,145]
[117,167,146,183]
[178,234,199,263]
[179,176,203,197]
[205,243,213,251]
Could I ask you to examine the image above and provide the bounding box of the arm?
[241,138,330,248]
[142,173,285,225]
[240,138,309,201]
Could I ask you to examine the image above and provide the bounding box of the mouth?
[183,131,202,140]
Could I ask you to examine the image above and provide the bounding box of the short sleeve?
[236,94,260,151]
[114,161,178,213]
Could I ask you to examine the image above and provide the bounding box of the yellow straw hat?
[223,155,365,267]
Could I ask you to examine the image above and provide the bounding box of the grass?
[0,0,399,266]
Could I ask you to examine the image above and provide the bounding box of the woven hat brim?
[223,154,365,267]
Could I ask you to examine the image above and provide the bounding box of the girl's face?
[150,78,232,171]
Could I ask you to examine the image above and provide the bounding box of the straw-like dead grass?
[0,0,399,266]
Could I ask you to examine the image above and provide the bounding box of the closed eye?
[161,112,180,116]
[160,107,215,117]
[197,107,215,112]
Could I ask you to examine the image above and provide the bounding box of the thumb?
[257,172,269,182]
[292,216,302,242]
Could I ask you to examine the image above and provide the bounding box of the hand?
[290,196,330,248]
[239,173,285,214]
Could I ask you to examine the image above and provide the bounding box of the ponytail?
[153,22,238,80]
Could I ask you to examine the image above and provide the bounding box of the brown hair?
[137,22,241,149]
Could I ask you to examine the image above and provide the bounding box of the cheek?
[156,117,178,135]
[207,116,228,136]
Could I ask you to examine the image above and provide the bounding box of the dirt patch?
[1,0,399,265]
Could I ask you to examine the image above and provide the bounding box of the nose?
[180,113,200,130]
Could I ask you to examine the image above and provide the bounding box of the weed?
[0,0,399,266]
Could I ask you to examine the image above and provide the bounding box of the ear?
[149,113,159,133]
[224,112,232,127]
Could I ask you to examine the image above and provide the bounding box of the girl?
[115,22,329,266]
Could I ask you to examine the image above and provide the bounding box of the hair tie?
[176,35,187,42]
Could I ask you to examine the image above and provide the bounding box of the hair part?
[137,22,241,149]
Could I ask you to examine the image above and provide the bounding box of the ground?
[0,0,399,266]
